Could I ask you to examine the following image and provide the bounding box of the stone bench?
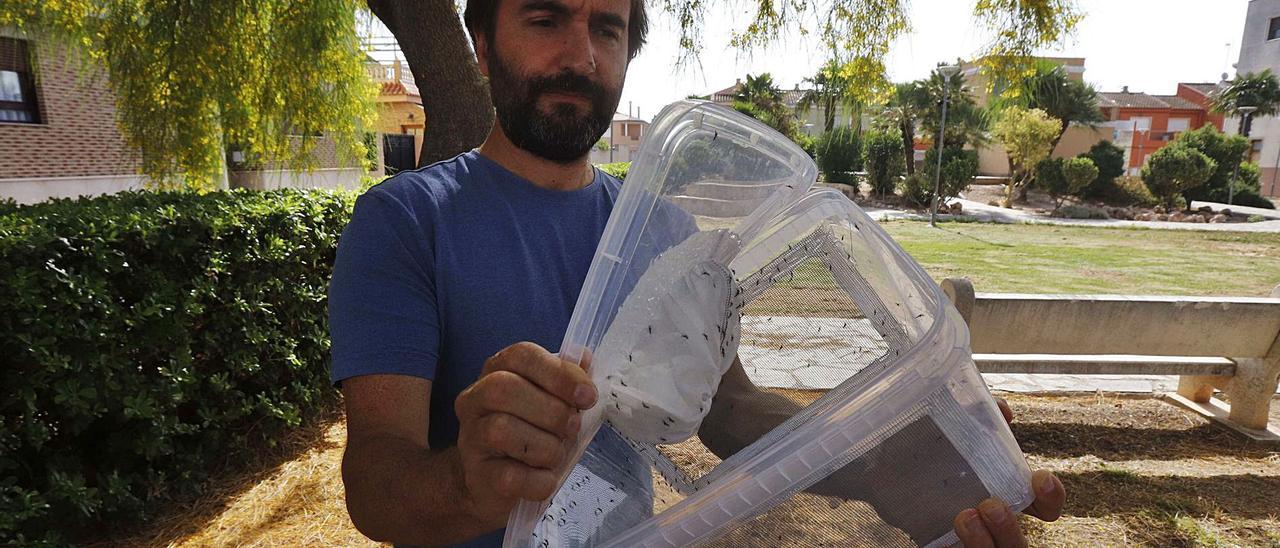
[941,277,1280,441]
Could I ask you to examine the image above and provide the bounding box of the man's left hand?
[953,398,1066,548]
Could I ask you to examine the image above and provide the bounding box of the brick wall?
[0,37,140,179]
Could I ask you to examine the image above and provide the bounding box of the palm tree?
[733,73,797,137]
[1009,61,1103,151]
[1210,69,1280,134]
[919,68,988,150]
[796,60,856,133]
[880,81,930,174]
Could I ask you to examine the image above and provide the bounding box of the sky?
[364,0,1251,122]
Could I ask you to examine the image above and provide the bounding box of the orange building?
[1098,85,1225,174]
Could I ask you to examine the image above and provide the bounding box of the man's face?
[478,0,631,164]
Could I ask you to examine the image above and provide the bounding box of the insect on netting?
[503,101,1033,548]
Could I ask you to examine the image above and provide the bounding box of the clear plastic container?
[502,100,1032,548]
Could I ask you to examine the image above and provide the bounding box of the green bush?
[1142,145,1216,209]
[1036,156,1097,213]
[1231,190,1277,209]
[0,189,352,543]
[1248,214,1267,222]
[597,161,630,180]
[899,172,934,208]
[817,127,862,184]
[1173,125,1251,203]
[792,132,818,159]
[1105,176,1159,208]
[862,128,905,197]
[922,148,978,202]
[1079,141,1126,199]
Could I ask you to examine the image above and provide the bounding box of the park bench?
[940,277,1280,441]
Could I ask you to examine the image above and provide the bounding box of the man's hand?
[953,398,1066,548]
[453,342,598,525]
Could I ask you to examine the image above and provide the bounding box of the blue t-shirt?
[328,151,653,546]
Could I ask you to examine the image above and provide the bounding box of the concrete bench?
[940,277,1280,441]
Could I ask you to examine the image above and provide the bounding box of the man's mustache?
[527,72,608,103]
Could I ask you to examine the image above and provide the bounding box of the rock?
[949,202,963,214]
[987,200,1001,207]
[1109,207,1134,220]
[1136,212,1155,221]
[1168,212,1186,222]
[1187,215,1206,223]
[1198,205,1213,213]
[1209,214,1229,223]
[1155,213,1170,222]
[1220,208,1232,217]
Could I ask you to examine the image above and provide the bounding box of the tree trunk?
[900,119,915,175]
[368,0,494,167]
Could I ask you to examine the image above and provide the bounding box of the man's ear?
[473,32,491,77]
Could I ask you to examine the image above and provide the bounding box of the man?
[329,0,1066,545]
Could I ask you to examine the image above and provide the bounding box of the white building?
[1231,0,1280,197]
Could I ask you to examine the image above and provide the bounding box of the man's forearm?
[342,436,501,545]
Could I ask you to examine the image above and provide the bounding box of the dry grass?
[97,393,1280,547]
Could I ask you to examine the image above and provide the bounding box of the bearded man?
[328,0,1066,545]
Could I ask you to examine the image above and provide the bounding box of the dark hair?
[464,0,649,61]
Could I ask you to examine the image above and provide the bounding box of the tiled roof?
[612,111,647,122]
[1153,95,1203,110]
[1098,91,1171,109]
[380,80,420,99]
[1179,82,1222,97]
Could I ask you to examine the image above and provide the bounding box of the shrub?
[1172,125,1251,203]
[817,127,862,184]
[862,128,905,197]
[1142,145,1216,209]
[922,148,978,203]
[1248,214,1267,222]
[899,172,934,208]
[597,161,630,180]
[792,132,818,159]
[1105,176,1159,208]
[1038,156,1101,213]
[1231,190,1278,209]
[1057,204,1111,219]
[1079,141,1126,198]
[0,189,352,543]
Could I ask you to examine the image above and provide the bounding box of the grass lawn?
[882,221,1280,296]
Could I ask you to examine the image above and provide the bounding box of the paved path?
[738,315,1278,394]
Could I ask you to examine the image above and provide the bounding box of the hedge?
[0,189,354,544]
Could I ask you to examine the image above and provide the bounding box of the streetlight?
[1229,105,1258,205]
[931,64,960,228]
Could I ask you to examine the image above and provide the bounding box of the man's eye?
[532,18,554,27]
[595,28,620,40]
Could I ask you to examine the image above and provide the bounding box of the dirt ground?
[98,392,1280,547]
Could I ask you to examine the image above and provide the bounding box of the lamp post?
[1229,105,1258,205]
[931,65,960,228]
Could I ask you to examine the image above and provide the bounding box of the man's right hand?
[453,342,598,525]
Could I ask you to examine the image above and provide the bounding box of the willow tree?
[1,0,377,191]
[4,0,1083,181]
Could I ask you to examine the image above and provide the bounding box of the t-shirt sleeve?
[328,188,440,386]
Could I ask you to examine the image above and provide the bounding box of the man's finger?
[976,498,1026,548]
[953,508,995,548]
[484,342,596,410]
[477,457,560,501]
[995,397,1013,424]
[1024,470,1066,522]
[477,413,571,469]
[456,371,578,438]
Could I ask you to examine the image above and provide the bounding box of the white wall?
[0,174,146,205]
[229,167,367,191]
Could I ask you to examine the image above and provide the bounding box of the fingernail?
[567,413,582,433]
[575,384,596,408]
[961,509,982,535]
[1037,474,1057,496]
[979,499,1010,525]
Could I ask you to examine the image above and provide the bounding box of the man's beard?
[487,52,619,164]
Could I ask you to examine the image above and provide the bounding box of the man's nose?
[556,21,597,74]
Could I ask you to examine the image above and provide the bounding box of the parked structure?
[1231,0,1280,196]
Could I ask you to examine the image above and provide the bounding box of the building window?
[1270,17,1280,40]
[1167,117,1190,134]
[627,123,640,138]
[1130,117,1152,132]
[0,37,40,123]
[1252,139,1264,164]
